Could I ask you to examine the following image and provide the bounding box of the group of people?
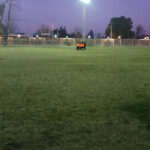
[76,41,86,50]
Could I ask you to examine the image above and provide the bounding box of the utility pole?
[51,24,54,39]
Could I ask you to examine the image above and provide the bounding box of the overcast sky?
[16,0,150,35]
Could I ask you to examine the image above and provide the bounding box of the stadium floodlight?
[118,36,122,46]
[144,36,149,40]
[118,36,121,39]
[88,35,91,39]
[80,0,91,41]
[54,34,57,38]
[18,34,21,38]
[80,0,91,4]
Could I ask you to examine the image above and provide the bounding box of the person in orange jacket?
[76,41,86,50]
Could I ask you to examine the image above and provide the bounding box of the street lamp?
[54,34,57,38]
[88,35,91,39]
[118,36,121,46]
[80,0,91,41]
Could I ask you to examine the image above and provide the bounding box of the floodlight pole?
[80,0,90,41]
[82,5,86,41]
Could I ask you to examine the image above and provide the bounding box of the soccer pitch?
[0,46,150,149]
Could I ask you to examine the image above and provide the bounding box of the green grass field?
[0,46,150,150]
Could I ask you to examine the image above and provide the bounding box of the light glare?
[88,35,91,39]
[80,0,91,4]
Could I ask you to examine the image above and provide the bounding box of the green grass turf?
[0,46,150,150]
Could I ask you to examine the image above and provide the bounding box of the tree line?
[33,25,95,39]
[33,16,146,39]
[0,1,148,46]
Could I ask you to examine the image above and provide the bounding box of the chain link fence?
[0,37,150,47]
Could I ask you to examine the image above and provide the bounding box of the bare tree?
[74,28,82,38]
[35,24,52,38]
[0,2,5,37]
[37,24,52,34]
[0,0,16,45]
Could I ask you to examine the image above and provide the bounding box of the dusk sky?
[17,0,150,35]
